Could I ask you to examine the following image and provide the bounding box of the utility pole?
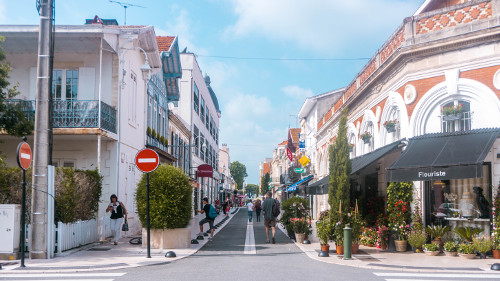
[31,0,53,259]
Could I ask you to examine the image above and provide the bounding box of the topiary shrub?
[135,164,192,229]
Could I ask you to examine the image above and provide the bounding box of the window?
[128,72,137,124]
[194,125,199,156]
[52,69,79,100]
[441,100,471,133]
[200,97,205,123]
[200,134,205,161]
[193,83,199,114]
[205,107,210,130]
[174,134,179,157]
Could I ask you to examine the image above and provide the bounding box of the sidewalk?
[1,208,240,273]
[278,223,500,273]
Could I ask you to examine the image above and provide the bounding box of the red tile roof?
[290,128,301,143]
[156,36,175,53]
[278,140,287,146]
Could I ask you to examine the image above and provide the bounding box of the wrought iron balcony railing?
[5,99,117,134]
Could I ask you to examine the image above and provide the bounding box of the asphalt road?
[117,209,383,281]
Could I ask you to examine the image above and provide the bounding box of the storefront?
[386,128,500,235]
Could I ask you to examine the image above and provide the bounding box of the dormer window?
[441,100,471,132]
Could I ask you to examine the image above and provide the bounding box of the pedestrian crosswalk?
[0,272,125,281]
[374,272,500,280]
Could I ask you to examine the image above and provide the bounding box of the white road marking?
[0,273,125,278]
[244,221,256,254]
[375,272,500,279]
[137,158,156,163]
[0,279,115,281]
[20,153,31,159]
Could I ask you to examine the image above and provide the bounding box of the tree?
[328,108,352,215]
[260,172,270,195]
[230,161,247,191]
[0,37,34,137]
[245,184,259,197]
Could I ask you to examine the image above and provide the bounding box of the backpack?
[272,199,281,217]
[208,205,218,219]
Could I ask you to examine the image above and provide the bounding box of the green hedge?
[0,156,102,223]
[135,165,192,229]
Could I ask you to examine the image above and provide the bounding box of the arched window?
[441,100,471,133]
[384,107,401,142]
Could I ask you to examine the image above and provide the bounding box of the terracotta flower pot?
[493,249,500,259]
[352,243,359,254]
[381,244,388,250]
[320,244,330,253]
[336,245,344,255]
[395,240,408,252]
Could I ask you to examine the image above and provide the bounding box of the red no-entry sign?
[16,142,32,170]
[135,148,159,173]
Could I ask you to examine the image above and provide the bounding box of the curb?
[2,208,241,273]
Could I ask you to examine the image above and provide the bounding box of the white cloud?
[224,0,420,54]
[281,85,313,100]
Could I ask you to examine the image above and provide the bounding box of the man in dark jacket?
[262,191,276,244]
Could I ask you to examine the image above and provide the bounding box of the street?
[2,209,500,280]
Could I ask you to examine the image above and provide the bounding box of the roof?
[157,36,176,53]
[263,163,270,175]
[387,128,500,182]
[290,128,301,143]
[351,140,403,174]
[205,75,221,114]
[278,140,287,146]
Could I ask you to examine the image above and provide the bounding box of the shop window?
[425,165,491,230]
[441,100,471,133]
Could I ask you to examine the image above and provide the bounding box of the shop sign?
[386,164,483,182]
[294,168,304,173]
[197,164,213,178]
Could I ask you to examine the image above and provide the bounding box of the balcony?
[6,100,117,134]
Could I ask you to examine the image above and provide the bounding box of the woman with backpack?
[106,194,127,245]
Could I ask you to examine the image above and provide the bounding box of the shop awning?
[306,176,329,195]
[351,140,404,174]
[386,128,500,182]
[287,175,313,192]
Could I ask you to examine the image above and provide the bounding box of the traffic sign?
[294,168,305,173]
[16,142,32,170]
[135,149,159,173]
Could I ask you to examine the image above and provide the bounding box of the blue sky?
[1,0,424,184]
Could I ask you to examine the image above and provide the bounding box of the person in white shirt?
[247,200,254,222]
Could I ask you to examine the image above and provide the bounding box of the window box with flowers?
[349,143,354,152]
[441,103,464,121]
[383,119,399,133]
[360,132,372,144]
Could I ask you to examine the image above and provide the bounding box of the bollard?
[343,225,352,260]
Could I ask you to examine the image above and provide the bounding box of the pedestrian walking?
[254,199,262,222]
[222,198,228,216]
[197,198,216,239]
[262,191,278,244]
[246,200,254,222]
[106,194,127,245]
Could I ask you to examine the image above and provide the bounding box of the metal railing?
[5,99,117,134]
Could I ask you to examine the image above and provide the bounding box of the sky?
[1,0,424,184]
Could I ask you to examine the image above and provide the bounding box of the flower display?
[289,217,312,235]
[360,132,372,141]
[441,103,464,116]
[492,184,500,249]
[383,119,399,128]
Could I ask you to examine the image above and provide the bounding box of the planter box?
[362,138,371,144]
[443,114,461,121]
[142,228,191,249]
[444,251,458,257]
[424,250,440,256]
[385,126,396,133]
[459,253,476,259]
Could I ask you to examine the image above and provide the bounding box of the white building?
[173,52,221,208]
[219,144,235,199]
[0,19,179,234]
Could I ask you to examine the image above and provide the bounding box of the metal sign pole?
[146,172,151,258]
[20,169,26,267]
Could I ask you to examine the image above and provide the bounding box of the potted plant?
[473,235,493,259]
[493,185,500,259]
[443,241,458,256]
[454,227,483,243]
[348,143,354,152]
[333,218,346,255]
[441,103,464,121]
[423,243,440,256]
[350,211,364,254]
[383,119,399,133]
[135,165,193,249]
[458,243,476,259]
[386,182,413,252]
[151,129,157,140]
[360,227,377,247]
[407,231,427,253]
[290,217,311,243]
[316,219,331,252]
[279,197,310,239]
[146,126,152,137]
[360,132,372,144]
[425,225,451,251]
[376,224,390,250]
[160,136,166,147]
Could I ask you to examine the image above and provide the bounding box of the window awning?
[351,140,404,174]
[386,128,500,182]
[287,175,313,192]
